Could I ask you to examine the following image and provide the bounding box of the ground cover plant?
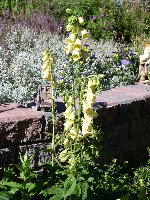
[0,1,150,200]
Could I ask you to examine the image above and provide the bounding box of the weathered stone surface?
[18,143,52,168]
[0,103,45,146]
[117,132,150,163]
[1,84,150,169]
[102,122,129,151]
[129,115,150,138]
[117,100,142,122]
[142,97,150,115]
[0,146,17,167]
[94,105,118,128]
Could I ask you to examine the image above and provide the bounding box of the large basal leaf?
[81,182,89,200]
[0,191,12,200]
[63,176,76,199]
[49,193,64,200]
[40,186,63,197]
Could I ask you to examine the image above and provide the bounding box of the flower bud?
[64,138,69,148]
[66,8,73,14]
[78,17,84,25]
[66,24,73,32]
[42,53,49,62]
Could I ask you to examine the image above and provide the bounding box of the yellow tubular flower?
[42,50,49,56]
[68,126,78,139]
[81,29,89,39]
[41,61,50,70]
[74,38,82,52]
[65,44,73,54]
[64,120,74,131]
[71,50,80,62]
[59,150,69,162]
[64,105,73,118]
[67,96,73,105]
[43,68,52,81]
[72,26,79,34]
[66,24,73,32]
[42,53,49,62]
[78,17,84,25]
[86,92,96,103]
[66,33,76,44]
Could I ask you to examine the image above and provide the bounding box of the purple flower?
[83,43,89,47]
[121,59,130,66]
[101,13,108,18]
[92,16,97,21]
[5,10,10,13]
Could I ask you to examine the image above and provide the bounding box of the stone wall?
[0,83,150,175]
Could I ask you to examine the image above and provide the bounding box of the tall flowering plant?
[41,9,103,200]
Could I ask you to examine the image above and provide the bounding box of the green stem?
[51,76,55,167]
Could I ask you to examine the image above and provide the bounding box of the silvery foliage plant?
[0,25,139,104]
[0,26,66,104]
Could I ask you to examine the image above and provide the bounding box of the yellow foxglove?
[64,105,73,118]
[66,24,73,32]
[68,110,75,121]
[72,26,79,34]
[43,69,52,81]
[66,33,76,44]
[81,29,89,39]
[59,150,69,162]
[74,38,82,51]
[86,92,96,103]
[42,50,49,56]
[82,119,93,131]
[64,120,74,131]
[67,96,73,106]
[71,50,80,62]
[41,61,50,70]
[65,44,73,54]
[78,17,84,25]
[69,126,78,139]
[82,126,91,138]
[42,53,49,62]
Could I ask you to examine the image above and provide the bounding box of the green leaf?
[119,193,130,200]
[49,193,64,200]
[40,186,63,197]
[25,183,36,192]
[63,176,76,199]
[0,191,12,200]
[81,182,88,200]
[87,177,94,183]
[75,183,81,197]
[139,187,146,200]
[2,182,21,189]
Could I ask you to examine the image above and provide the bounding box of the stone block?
[129,115,150,138]
[117,100,142,122]
[102,122,129,151]
[117,132,150,163]
[0,146,17,167]
[0,103,45,147]
[18,142,52,168]
[142,97,150,115]
[94,105,118,128]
